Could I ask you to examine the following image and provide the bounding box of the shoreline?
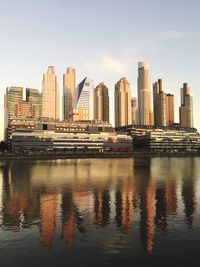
[1,151,200,160]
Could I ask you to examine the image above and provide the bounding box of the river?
[0,158,200,266]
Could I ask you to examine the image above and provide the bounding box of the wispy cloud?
[101,56,127,73]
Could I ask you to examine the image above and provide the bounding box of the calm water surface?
[0,157,200,267]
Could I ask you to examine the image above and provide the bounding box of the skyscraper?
[26,88,42,119]
[137,62,153,125]
[63,67,76,120]
[42,66,60,120]
[94,82,109,122]
[131,97,138,124]
[73,77,94,121]
[115,78,131,128]
[4,87,23,122]
[4,86,23,134]
[166,94,174,126]
[153,79,167,126]
[179,83,193,127]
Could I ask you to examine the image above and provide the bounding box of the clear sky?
[1,0,200,139]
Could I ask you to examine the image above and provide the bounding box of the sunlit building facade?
[72,77,94,121]
[63,67,76,120]
[179,83,193,127]
[42,66,60,120]
[26,88,42,119]
[115,78,132,128]
[137,62,153,125]
[94,82,109,122]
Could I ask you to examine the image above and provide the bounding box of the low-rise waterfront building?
[6,118,132,153]
[116,124,200,152]
[11,129,132,153]
[132,128,200,152]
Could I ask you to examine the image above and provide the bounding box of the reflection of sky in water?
[0,158,200,266]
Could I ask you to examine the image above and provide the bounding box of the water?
[0,157,200,267]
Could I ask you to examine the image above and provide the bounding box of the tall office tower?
[94,82,109,122]
[179,83,193,127]
[153,81,159,125]
[26,88,42,119]
[137,62,153,125]
[42,66,60,120]
[131,97,138,124]
[153,79,167,126]
[63,67,76,120]
[4,87,23,123]
[73,77,94,121]
[166,94,174,126]
[115,77,131,128]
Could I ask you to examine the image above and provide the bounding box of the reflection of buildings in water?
[40,193,58,246]
[1,162,39,231]
[115,181,134,234]
[155,187,167,231]
[133,158,155,253]
[166,182,177,215]
[181,158,196,225]
[94,189,110,227]
[182,179,196,225]
[61,191,75,247]
[140,182,155,254]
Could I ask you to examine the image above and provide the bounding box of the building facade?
[166,94,174,126]
[115,78,132,128]
[153,79,167,126]
[26,88,42,119]
[131,97,138,124]
[42,66,60,120]
[63,67,76,120]
[179,83,193,127]
[137,62,153,125]
[94,82,109,122]
[4,87,23,122]
[73,77,94,121]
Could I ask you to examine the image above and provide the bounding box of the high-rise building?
[63,67,76,120]
[131,97,138,124]
[4,86,23,140]
[153,79,167,126]
[115,78,131,128]
[4,87,23,122]
[179,83,193,127]
[26,88,42,119]
[137,62,153,125]
[72,77,94,121]
[42,66,60,120]
[166,94,174,126]
[94,82,109,122]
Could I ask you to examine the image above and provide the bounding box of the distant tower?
[73,77,94,121]
[166,94,174,126]
[63,67,76,120]
[179,83,193,127]
[131,97,138,124]
[153,79,167,126]
[4,87,23,123]
[115,77,132,128]
[26,88,42,119]
[94,82,109,122]
[137,62,153,125]
[42,66,60,120]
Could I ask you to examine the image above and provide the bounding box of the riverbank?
[1,151,200,160]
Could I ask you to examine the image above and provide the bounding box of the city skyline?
[1,0,200,138]
[3,64,195,135]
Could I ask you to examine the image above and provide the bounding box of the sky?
[1,0,200,139]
